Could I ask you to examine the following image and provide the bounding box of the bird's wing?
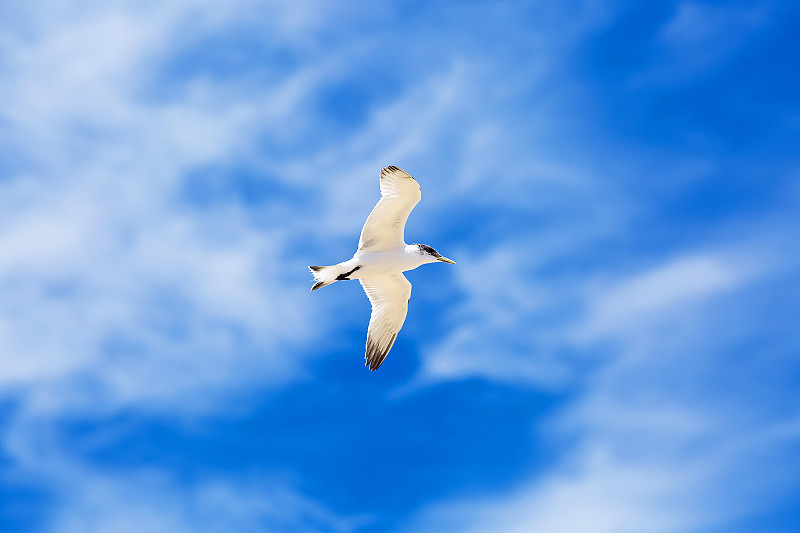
[358,166,421,251]
[360,274,413,371]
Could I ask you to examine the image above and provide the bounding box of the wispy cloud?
[4,414,361,533]
[407,253,799,532]
[49,471,361,533]
[2,1,799,531]
[622,1,776,87]
[574,252,750,340]
[0,0,342,417]
[405,214,800,530]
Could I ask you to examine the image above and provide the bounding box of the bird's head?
[413,244,456,265]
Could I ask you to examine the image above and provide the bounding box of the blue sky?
[1,0,799,531]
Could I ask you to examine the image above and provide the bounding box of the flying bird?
[309,166,455,371]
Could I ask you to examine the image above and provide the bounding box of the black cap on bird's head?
[414,244,456,264]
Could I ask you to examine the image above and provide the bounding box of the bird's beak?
[438,256,456,265]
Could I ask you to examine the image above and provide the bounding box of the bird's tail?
[308,265,340,291]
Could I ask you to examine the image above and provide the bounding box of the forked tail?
[309,263,362,291]
[308,265,339,291]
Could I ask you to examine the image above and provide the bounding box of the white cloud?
[659,2,767,48]
[411,174,634,389]
[404,218,800,531]
[1,406,366,533]
[409,448,708,533]
[408,401,800,533]
[0,0,543,524]
[575,253,749,340]
[414,246,577,388]
[3,1,798,531]
[0,0,353,418]
[628,1,773,87]
[51,472,360,533]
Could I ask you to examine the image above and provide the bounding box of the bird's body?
[309,166,455,371]
[335,246,435,279]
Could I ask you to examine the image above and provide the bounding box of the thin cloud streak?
[1,1,798,531]
[408,246,800,532]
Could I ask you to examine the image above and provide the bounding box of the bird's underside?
[360,273,412,371]
[358,166,421,252]
[309,165,450,372]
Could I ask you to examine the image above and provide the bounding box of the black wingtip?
[364,333,398,372]
[311,281,324,291]
[380,165,402,177]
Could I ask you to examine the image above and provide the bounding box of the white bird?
[309,166,455,371]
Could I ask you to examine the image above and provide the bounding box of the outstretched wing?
[359,274,413,371]
[358,166,421,251]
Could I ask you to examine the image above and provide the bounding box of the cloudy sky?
[1,1,799,532]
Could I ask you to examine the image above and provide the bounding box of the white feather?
[360,274,412,371]
[309,166,454,371]
[358,166,421,252]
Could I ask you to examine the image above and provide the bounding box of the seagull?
[309,165,455,371]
